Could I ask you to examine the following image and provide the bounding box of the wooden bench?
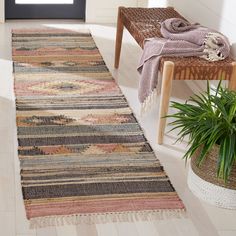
[114,7,236,144]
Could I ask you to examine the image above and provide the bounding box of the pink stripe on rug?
[26,195,185,218]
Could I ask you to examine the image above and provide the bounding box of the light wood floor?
[0,20,236,236]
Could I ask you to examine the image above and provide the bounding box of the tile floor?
[0,20,235,236]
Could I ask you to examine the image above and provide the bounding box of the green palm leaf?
[168,81,236,182]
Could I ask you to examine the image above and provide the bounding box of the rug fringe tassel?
[30,209,187,228]
[141,88,158,116]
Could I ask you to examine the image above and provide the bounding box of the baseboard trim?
[185,81,206,94]
[185,80,229,94]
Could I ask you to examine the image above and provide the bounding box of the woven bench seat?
[121,7,184,48]
[114,7,236,144]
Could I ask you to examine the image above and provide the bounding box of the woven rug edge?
[30,209,187,228]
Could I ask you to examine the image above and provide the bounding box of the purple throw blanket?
[137,18,230,111]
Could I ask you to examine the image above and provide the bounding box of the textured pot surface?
[191,145,236,190]
[188,145,236,209]
[188,166,236,209]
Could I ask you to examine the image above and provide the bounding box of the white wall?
[86,0,138,23]
[138,0,168,7]
[0,0,4,23]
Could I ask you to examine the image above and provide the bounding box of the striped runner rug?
[12,28,185,228]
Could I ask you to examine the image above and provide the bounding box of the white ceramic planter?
[188,165,236,209]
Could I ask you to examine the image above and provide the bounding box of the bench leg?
[114,7,124,69]
[228,62,236,90]
[157,61,175,145]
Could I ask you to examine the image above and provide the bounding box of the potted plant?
[168,81,236,209]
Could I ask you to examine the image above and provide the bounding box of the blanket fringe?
[141,88,158,115]
[30,209,187,228]
[202,32,228,61]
